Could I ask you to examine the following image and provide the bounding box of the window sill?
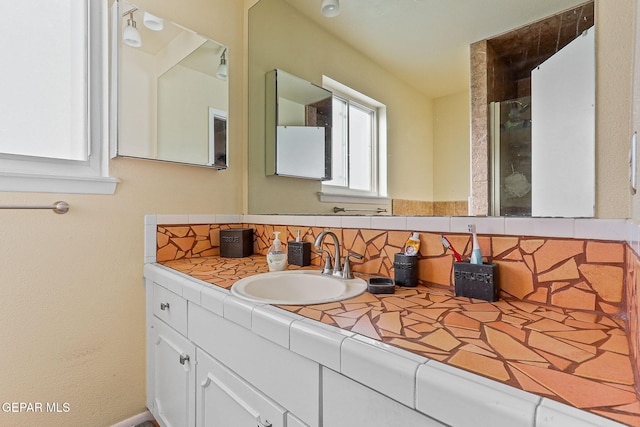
[0,172,119,195]
[318,191,390,205]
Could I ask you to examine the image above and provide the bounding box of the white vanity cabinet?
[144,264,624,427]
[146,276,315,427]
[148,317,196,427]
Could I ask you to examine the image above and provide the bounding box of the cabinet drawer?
[153,282,187,335]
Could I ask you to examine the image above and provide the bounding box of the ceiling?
[282,0,591,98]
[122,3,226,79]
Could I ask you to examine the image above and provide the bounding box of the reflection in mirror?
[248,0,595,216]
[265,69,332,180]
[112,1,229,168]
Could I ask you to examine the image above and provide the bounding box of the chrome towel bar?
[333,206,387,214]
[0,201,69,214]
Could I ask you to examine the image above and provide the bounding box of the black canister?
[394,253,418,287]
[287,241,311,266]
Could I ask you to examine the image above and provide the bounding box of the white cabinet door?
[189,304,320,427]
[322,368,446,427]
[149,318,196,427]
[196,348,286,427]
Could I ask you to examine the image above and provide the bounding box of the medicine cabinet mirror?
[111,0,229,168]
[265,69,332,180]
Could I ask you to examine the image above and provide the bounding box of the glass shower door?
[490,96,532,216]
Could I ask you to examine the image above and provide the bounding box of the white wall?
[157,64,228,164]
[120,47,157,158]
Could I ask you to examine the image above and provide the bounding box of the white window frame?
[320,76,388,204]
[0,0,118,194]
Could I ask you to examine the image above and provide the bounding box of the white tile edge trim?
[110,410,154,427]
[145,213,634,242]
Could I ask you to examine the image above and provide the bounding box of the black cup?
[394,253,418,287]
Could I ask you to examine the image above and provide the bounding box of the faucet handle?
[315,249,333,274]
[343,253,363,279]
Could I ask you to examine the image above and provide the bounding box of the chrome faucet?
[314,230,342,275]
[313,230,363,279]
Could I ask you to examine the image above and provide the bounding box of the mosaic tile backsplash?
[157,222,640,426]
[157,223,626,314]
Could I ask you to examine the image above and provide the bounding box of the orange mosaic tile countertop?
[160,255,640,426]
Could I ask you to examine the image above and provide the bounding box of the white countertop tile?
[223,295,260,329]
[252,305,302,349]
[199,285,227,316]
[416,361,540,427]
[290,318,354,372]
[341,336,422,408]
[536,398,627,427]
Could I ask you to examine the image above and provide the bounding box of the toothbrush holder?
[453,261,499,302]
[394,253,418,287]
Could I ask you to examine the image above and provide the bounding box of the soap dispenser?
[288,229,311,267]
[267,231,287,271]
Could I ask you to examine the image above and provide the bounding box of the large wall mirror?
[265,69,333,180]
[111,0,229,168]
[248,0,597,216]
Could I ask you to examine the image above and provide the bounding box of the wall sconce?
[143,12,164,31]
[216,49,228,80]
[123,12,142,47]
[321,0,340,17]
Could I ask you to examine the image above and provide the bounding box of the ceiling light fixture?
[123,12,142,47]
[143,12,164,31]
[216,49,228,80]
[321,0,340,17]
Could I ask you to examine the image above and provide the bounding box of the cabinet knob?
[256,417,272,427]
[179,353,190,365]
[160,302,170,311]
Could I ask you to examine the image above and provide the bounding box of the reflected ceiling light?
[216,49,228,80]
[321,0,340,17]
[143,12,164,31]
[123,12,142,47]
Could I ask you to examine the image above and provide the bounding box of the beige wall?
[0,0,244,425]
[433,91,471,202]
[633,0,640,221]
[248,0,434,214]
[596,0,634,218]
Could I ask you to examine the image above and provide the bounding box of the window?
[321,77,387,201]
[0,0,117,194]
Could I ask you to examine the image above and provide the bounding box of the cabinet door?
[189,304,320,427]
[196,349,286,427]
[149,318,196,427]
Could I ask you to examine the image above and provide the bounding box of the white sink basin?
[231,270,367,305]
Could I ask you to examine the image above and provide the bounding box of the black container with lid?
[220,228,254,258]
[393,253,418,287]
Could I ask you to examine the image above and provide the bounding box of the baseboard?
[110,410,154,427]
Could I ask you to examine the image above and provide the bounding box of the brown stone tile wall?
[157,223,626,316]
[392,199,468,216]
